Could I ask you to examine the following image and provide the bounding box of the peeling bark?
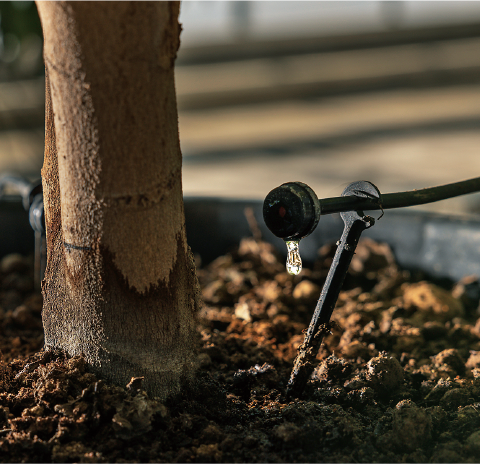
[36,1,200,399]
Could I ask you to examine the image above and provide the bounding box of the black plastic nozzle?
[263,182,321,241]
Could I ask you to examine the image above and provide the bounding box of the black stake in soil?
[263,175,480,398]
[285,181,379,398]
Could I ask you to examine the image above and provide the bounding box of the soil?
[2,236,480,462]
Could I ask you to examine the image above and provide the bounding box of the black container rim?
[2,195,480,283]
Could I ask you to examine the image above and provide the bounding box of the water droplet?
[285,240,302,275]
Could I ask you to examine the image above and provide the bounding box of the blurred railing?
[178,1,480,49]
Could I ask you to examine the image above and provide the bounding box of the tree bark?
[36,1,200,399]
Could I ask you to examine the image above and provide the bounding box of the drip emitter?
[263,176,480,397]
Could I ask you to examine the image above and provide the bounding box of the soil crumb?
[1,238,480,462]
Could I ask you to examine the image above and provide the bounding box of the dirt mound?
[1,237,480,462]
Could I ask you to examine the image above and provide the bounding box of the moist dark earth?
[2,235,480,462]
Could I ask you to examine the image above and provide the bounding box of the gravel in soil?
[1,238,480,462]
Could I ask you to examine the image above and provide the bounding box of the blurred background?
[2,1,480,215]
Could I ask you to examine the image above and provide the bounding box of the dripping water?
[285,240,302,275]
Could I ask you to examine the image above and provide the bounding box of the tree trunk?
[36,1,200,399]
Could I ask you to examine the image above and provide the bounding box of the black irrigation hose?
[320,176,480,215]
[0,175,42,211]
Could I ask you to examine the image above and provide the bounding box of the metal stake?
[263,176,480,398]
[286,181,380,398]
